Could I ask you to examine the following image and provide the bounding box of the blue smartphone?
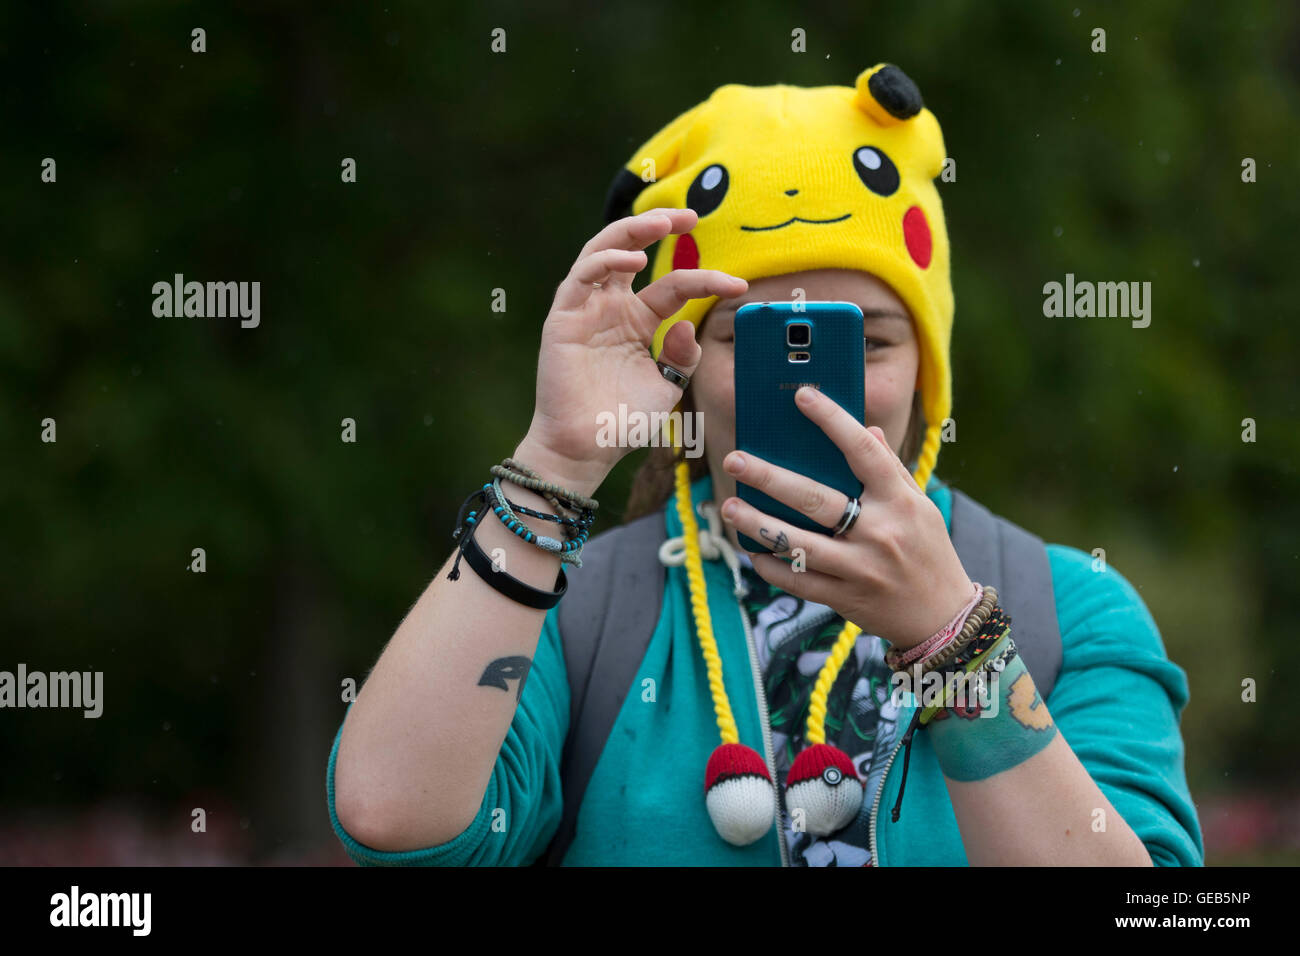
[733,301,866,554]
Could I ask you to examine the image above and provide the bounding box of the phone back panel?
[733,302,865,554]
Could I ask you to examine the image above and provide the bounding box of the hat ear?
[602,167,650,225]
[603,100,707,224]
[855,63,924,126]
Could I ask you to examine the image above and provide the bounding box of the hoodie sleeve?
[1042,544,1205,866]
[325,603,571,866]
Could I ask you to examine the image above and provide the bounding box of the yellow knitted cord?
[911,422,941,493]
[805,620,862,745]
[670,430,739,746]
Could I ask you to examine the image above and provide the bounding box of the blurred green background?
[1,0,1296,864]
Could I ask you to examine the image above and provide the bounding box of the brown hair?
[623,382,927,522]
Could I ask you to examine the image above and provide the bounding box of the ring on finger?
[656,361,690,390]
[830,496,862,538]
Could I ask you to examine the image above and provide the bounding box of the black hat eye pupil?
[686,164,729,216]
[853,146,899,197]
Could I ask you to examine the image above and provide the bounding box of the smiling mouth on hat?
[739,212,852,231]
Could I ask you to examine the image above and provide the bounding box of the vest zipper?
[735,595,790,868]
[868,700,914,866]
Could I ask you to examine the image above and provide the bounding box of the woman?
[327,64,1203,866]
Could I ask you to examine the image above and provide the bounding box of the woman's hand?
[718,385,974,652]
[519,208,748,496]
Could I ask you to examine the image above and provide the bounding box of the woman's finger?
[722,449,856,532]
[553,246,649,314]
[871,424,924,493]
[793,386,903,502]
[721,495,859,579]
[569,247,647,288]
[654,317,703,381]
[748,551,846,609]
[578,207,697,262]
[638,268,748,322]
[551,210,690,313]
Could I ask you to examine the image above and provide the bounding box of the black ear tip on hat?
[604,167,650,224]
[868,65,924,120]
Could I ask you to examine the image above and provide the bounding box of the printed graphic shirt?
[737,551,901,867]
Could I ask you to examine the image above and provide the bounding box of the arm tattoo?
[478,656,533,702]
[924,653,1058,782]
[758,527,790,552]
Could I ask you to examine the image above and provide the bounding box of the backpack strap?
[948,487,1063,699]
[541,509,669,865]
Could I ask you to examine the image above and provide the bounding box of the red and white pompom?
[704,743,776,846]
[784,744,864,837]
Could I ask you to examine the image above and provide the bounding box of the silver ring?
[656,361,690,390]
[831,496,861,537]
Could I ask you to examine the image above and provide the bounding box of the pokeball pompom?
[785,743,864,837]
[704,743,776,846]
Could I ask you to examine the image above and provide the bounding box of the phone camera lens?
[787,322,811,347]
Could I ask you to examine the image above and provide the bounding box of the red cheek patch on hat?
[903,206,931,269]
[672,232,700,270]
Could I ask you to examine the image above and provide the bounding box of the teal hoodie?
[326,473,1204,866]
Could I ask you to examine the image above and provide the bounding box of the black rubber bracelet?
[460,524,567,610]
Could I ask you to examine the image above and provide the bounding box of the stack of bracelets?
[884,583,1019,822]
[446,457,598,610]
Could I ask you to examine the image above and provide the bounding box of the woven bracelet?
[886,582,985,671]
[912,586,999,675]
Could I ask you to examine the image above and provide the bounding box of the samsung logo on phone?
[778,382,821,390]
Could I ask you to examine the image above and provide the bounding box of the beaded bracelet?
[916,587,997,672]
[972,632,1018,677]
[507,495,589,530]
[484,480,591,566]
[490,462,595,544]
[494,480,597,544]
[490,457,599,542]
[887,585,998,675]
[917,587,1000,675]
[490,458,600,513]
[886,582,984,670]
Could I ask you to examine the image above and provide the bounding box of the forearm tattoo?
[924,653,1059,782]
[478,656,532,702]
[758,527,790,552]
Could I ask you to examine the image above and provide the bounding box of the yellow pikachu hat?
[604,62,953,491]
[602,65,955,849]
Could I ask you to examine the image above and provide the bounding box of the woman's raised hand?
[518,208,747,496]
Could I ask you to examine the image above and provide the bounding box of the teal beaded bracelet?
[483,482,591,566]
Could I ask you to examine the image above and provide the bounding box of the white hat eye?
[853,145,899,197]
[687,163,730,216]
[822,766,843,786]
[856,146,882,171]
